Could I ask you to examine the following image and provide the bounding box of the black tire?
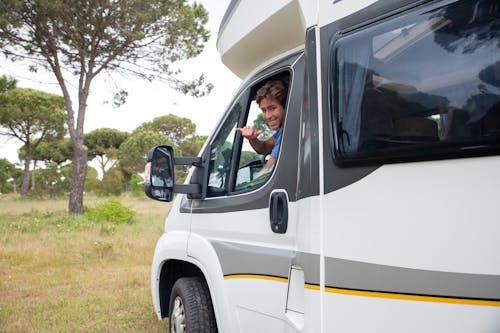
[168,277,217,333]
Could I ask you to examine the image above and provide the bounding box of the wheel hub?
[171,296,186,333]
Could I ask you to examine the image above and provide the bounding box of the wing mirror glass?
[144,145,207,202]
[144,145,175,202]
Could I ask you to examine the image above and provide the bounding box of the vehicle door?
[185,52,305,333]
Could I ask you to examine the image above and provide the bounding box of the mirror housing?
[144,145,207,202]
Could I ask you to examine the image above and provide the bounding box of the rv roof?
[217,0,312,79]
[217,0,380,79]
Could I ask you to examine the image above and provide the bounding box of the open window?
[331,0,500,164]
[206,72,291,197]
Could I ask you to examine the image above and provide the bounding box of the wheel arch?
[158,259,206,318]
[153,232,235,332]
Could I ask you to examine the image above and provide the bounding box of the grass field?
[0,194,171,333]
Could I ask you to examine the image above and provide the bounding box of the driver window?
[206,72,290,197]
[234,101,274,190]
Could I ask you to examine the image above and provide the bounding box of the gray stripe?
[293,251,321,285]
[212,241,294,278]
[326,257,500,301]
[210,240,500,301]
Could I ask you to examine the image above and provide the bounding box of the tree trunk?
[68,142,88,214]
[20,147,31,195]
[31,160,37,191]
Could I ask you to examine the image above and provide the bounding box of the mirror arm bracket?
[173,184,201,194]
[174,157,203,167]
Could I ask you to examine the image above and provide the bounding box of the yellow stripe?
[305,283,320,291]
[224,275,500,307]
[224,274,288,283]
[325,287,500,307]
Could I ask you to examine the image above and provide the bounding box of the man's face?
[259,97,285,130]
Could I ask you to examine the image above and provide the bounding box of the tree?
[178,134,207,157]
[135,114,196,146]
[22,136,73,165]
[18,136,72,191]
[0,75,18,194]
[0,75,17,93]
[0,88,65,195]
[0,158,21,194]
[100,166,125,196]
[0,0,211,213]
[84,166,100,193]
[84,128,128,178]
[118,131,172,175]
[29,161,71,197]
[239,151,260,167]
[176,134,206,181]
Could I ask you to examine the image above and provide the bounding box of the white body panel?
[186,232,239,333]
[325,294,500,332]
[151,231,189,317]
[324,156,500,273]
[321,156,500,331]
[151,195,190,318]
[189,198,299,332]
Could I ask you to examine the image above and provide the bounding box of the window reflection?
[207,103,242,196]
[334,0,500,160]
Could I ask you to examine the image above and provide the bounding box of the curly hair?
[255,80,288,106]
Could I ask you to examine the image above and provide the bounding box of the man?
[236,80,288,172]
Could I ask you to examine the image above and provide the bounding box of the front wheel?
[169,277,217,333]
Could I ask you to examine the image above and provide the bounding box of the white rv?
[144,0,500,332]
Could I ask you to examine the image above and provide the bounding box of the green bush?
[86,197,136,224]
[129,174,144,197]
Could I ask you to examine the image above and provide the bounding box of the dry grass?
[0,194,172,333]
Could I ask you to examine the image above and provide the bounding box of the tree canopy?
[19,136,72,165]
[0,88,66,195]
[135,114,196,146]
[85,128,128,177]
[0,0,212,213]
[178,134,207,157]
[119,131,172,175]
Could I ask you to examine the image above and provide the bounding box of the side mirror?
[144,146,175,202]
[144,145,207,202]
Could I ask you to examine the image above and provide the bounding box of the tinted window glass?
[234,100,275,191]
[207,102,243,196]
[333,0,500,163]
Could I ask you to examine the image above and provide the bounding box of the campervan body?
[144,0,500,332]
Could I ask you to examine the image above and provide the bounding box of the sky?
[0,0,241,164]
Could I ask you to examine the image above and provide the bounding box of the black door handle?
[269,191,288,234]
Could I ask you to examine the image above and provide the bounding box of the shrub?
[128,174,144,197]
[86,197,136,224]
